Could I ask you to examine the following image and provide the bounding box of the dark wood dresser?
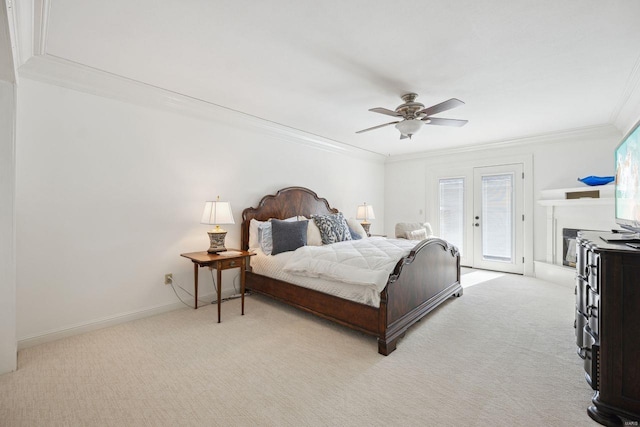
[575,231,640,426]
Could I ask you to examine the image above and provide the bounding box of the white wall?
[16,78,385,346]
[384,126,621,271]
[0,79,16,373]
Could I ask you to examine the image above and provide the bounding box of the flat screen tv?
[615,119,640,234]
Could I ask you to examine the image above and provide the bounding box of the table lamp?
[201,197,235,253]
[356,202,375,236]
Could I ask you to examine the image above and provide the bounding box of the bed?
[241,186,462,355]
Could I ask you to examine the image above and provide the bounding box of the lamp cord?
[209,268,249,302]
[170,281,212,309]
[170,270,247,309]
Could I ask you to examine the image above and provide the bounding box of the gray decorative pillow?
[271,219,308,255]
[312,213,352,244]
[257,216,299,255]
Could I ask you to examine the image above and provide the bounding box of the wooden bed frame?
[241,187,463,355]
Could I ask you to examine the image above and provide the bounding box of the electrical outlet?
[164,273,173,285]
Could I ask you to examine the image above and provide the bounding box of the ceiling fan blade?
[419,98,465,117]
[369,107,403,117]
[356,121,400,134]
[423,117,468,127]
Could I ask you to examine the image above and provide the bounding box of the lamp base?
[360,222,371,237]
[206,230,228,253]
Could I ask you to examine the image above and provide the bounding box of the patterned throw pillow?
[312,213,353,244]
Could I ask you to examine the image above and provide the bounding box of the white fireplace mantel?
[538,198,612,207]
[535,185,616,286]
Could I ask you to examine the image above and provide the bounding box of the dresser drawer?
[576,278,589,315]
[576,241,588,280]
[575,311,588,357]
[587,289,599,338]
[583,326,599,390]
[587,251,600,293]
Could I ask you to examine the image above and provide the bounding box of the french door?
[438,164,524,274]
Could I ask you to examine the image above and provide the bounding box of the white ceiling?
[24,0,640,155]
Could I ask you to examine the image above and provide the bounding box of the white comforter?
[283,237,417,292]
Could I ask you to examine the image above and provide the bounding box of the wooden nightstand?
[180,250,255,322]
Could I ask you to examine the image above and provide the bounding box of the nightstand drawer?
[218,258,243,270]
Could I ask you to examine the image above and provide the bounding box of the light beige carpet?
[0,275,597,426]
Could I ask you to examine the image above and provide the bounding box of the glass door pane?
[480,173,514,262]
[439,178,465,256]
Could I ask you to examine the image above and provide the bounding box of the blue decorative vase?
[577,176,615,186]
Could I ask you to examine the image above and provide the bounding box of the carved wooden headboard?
[241,187,338,251]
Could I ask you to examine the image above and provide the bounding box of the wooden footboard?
[377,237,462,355]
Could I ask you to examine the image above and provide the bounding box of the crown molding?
[385,124,621,164]
[0,0,17,82]
[10,0,33,68]
[32,0,49,56]
[18,54,385,162]
[611,53,640,135]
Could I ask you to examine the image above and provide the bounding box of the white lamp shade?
[201,201,235,225]
[395,119,424,136]
[356,204,375,221]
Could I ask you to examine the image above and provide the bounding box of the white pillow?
[406,228,428,241]
[346,218,368,239]
[306,219,323,246]
[395,222,434,239]
[249,218,263,250]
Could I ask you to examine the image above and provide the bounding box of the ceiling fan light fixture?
[356,94,466,136]
[395,119,423,137]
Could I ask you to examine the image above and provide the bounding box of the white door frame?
[427,153,534,276]
[472,164,524,274]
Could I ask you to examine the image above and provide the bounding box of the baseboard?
[534,261,575,288]
[17,292,219,350]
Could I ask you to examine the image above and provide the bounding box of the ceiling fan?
[356,93,468,139]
